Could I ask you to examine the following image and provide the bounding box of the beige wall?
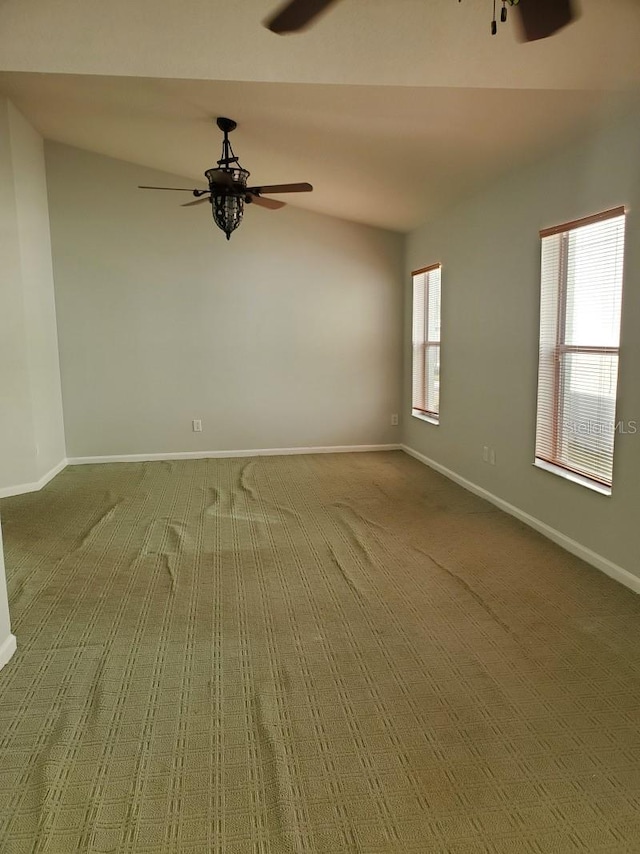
[0,96,63,660]
[46,143,404,458]
[0,98,66,492]
[8,103,66,482]
[403,107,640,580]
[0,98,22,659]
[0,98,36,488]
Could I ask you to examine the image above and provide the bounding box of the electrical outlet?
[482,445,489,463]
[192,419,202,433]
[391,414,399,426]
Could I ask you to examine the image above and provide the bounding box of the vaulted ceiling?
[1,0,639,230]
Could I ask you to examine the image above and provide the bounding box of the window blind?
[412,264,441,420]
[535,207,626,490]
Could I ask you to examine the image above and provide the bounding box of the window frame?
[411,263,441,425]
[534,206,626,495]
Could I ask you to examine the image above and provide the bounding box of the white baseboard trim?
[67,444,402,466]
[0,633,17,672]
[0,458,68,500]
[401,444,640,595]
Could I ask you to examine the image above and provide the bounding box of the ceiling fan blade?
[139,185,203,192]
[265,0,340,34]
[247,182,313,195]
[514,0,575,42]
[248,193,287,210]
[182,196,211,208]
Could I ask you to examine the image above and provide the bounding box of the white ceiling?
[0,0,639,231]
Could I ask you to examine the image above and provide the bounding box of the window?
[535,207,626,493]
[412,264,441,423]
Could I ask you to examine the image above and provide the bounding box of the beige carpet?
[1,451,640,853]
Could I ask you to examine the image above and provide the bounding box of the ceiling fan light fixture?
[213,195,243,241]
[205,165,250,240]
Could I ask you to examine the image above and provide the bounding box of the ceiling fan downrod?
[215,117,240,169]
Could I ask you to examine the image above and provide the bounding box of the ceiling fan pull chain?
[501,1,507,23]
[491,0,497,35]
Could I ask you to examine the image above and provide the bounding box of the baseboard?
[401,444,640,595]
[0,447,401,486]
[0,633,17,672]
[67,444,402,466]
[0,458,68,500]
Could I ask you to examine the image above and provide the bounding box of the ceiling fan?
[265,0,576,42]
[139,117,313,240]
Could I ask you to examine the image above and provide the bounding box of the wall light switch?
[192,419,202,433]
[482,446,489,463]
[489,448,496,466]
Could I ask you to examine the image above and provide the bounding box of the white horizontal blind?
[412,264,441,420]
[535,208,626,488]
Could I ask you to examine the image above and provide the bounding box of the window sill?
[412,410,439,426]
[533,458,611,496]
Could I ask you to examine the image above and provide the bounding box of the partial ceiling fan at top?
[264,0,577,42]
